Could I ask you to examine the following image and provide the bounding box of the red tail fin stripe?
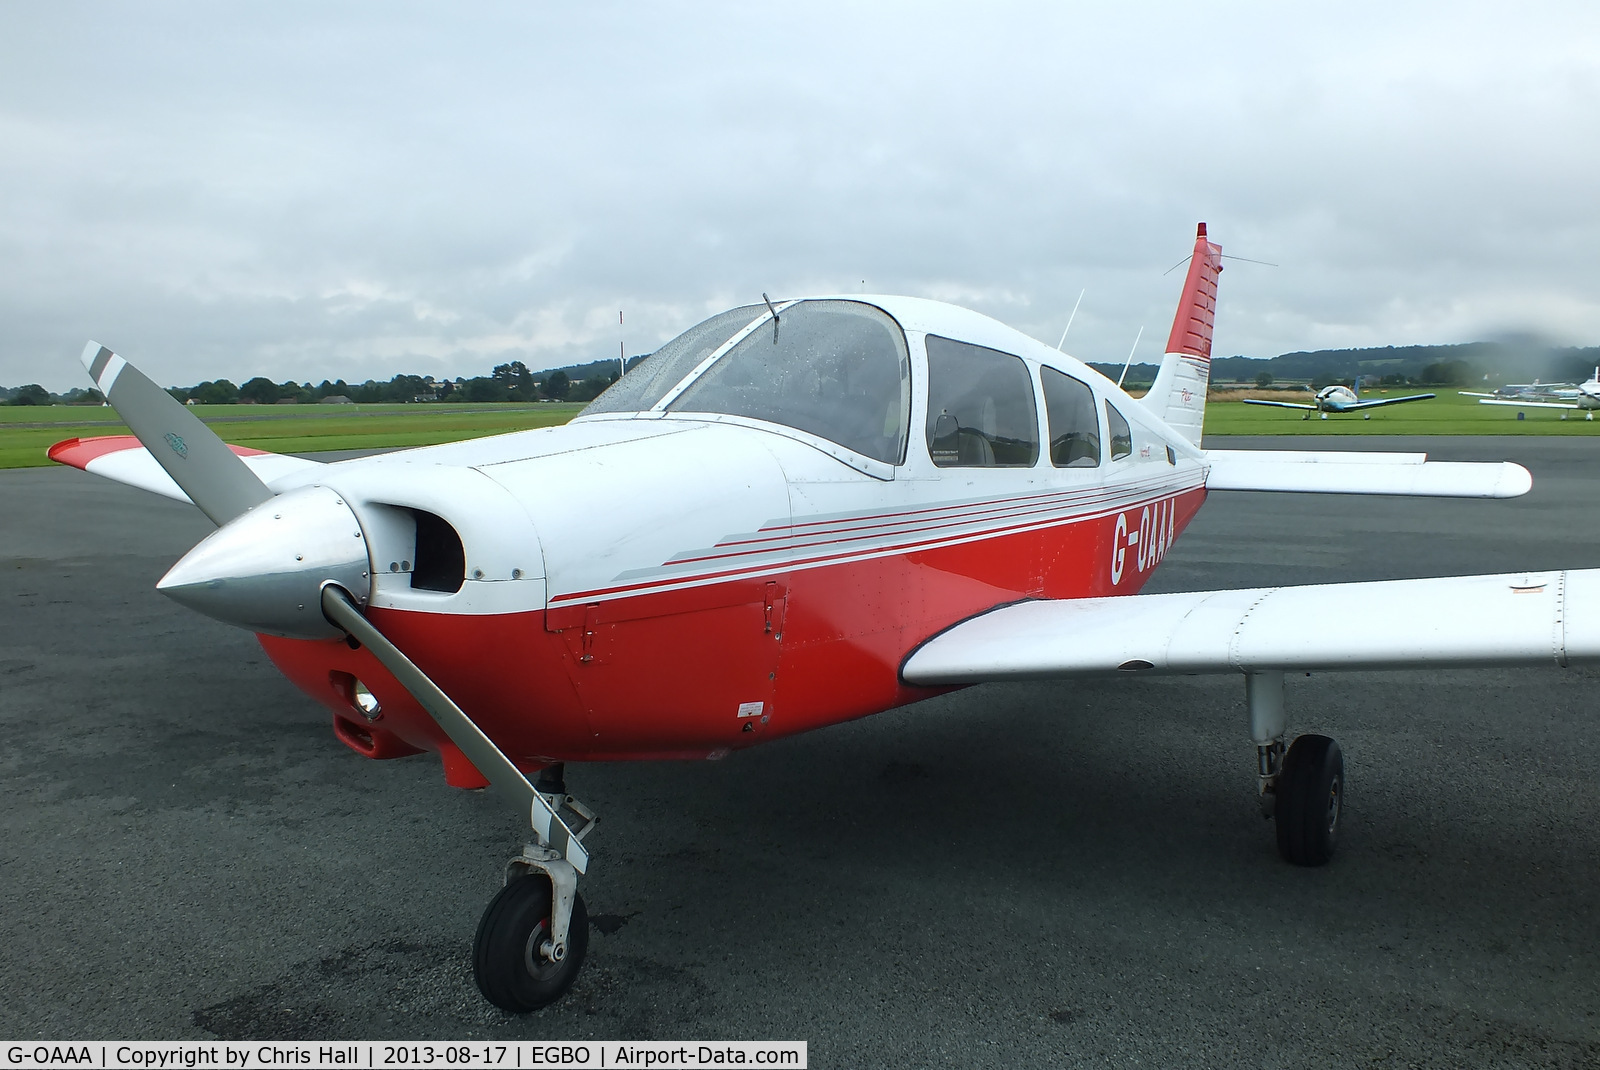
[1163,224,1224,360]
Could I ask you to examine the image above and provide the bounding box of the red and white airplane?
[49,224,1596,1012]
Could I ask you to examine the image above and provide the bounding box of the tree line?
[12,339,1600,406]
[3,357,644,407]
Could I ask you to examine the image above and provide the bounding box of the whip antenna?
[1117,325,1144,388]
[1057,289,1085,351]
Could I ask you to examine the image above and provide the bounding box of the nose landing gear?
[320,586,601,1013]
[1247,670,1344,866]
[475,764,598,1012]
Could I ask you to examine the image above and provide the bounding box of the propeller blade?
[320,584,589,874]
[80,341,272,525]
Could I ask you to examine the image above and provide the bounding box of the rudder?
[1140,223,1223,447]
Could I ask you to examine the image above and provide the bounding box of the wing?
[1343,392,1436,410]
[1240,399,1317,410]
[1203,449,1530,497]
[49,434,323,504]
[902,569,1600,685]
[1479,398,1580,410]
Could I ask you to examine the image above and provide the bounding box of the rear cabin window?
[666,300,911,464]
[581,304,764,415]
[1042,366,1100,468]
[1106,401,1133,460]
[925,336,1039,467]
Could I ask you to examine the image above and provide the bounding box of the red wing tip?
[48,434,143,468]
[46,437,82,463]
[47,433,270,467]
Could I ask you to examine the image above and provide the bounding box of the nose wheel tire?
[473,873,589,1012]
[1274,734,1343,867]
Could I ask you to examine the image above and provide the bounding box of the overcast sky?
[4,2,1599,391]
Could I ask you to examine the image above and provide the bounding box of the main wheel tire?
[473,874,589,1012]
[1274,734,1343,867]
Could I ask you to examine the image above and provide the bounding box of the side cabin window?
[1041,366,1100,468]
[666,300,911,465]
[1105,400,1133,461]
[925,336,1039,467]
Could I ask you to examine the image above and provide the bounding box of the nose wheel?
[475,871,591,1012]
[474,765,599,1013]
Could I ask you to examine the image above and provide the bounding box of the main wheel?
[1274,734,1343,867]
[473,873,589,1012]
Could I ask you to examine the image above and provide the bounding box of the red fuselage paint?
[258,485,1207,782]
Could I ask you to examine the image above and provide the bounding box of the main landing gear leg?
[1247,671,1343,867]
[475,763,600,1013]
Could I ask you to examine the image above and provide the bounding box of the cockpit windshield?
[580,304,764,416]
[583,299,912,466]
[666,300,910,464]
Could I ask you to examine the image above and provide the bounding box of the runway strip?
[2,436,1598,1067]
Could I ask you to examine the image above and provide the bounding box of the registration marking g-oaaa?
[1111,497,1179,586]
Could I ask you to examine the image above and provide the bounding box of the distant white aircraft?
[1476,368,1600,416]
[1243,384,1437,420]
[1459,380,1574,401]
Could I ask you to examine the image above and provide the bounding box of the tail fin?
[1139,223,1223,446]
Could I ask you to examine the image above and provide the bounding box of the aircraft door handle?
[763,581,786,636]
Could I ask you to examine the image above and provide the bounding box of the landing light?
[353,680,381,720]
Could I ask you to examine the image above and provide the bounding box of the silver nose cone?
[157,484,373,640]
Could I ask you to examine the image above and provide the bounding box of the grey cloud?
[4,2,1599,390]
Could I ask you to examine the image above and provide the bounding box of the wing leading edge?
[49,435,323,505]
[1239,399,1317,411]
[902,569,1600,685]
[1479,398,1583,411]
[1203,450,1531,497]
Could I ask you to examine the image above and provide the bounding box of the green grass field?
[5,388,1594,470]
[0,402,585,469]
[1203,387,1600,436]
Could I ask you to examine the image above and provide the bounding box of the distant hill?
[533,355,648,384]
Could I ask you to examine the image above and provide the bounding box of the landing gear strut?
[1247,671,1343,866]
[474,763,598,1012]
[320,587,602,1013]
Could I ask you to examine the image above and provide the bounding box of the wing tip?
[46,437,83,466]
[1498,462,1534,498]
[47,434,143,470]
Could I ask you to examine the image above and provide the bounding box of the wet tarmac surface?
[3,436,1599,1067]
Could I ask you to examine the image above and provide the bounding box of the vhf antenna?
[1057,289,1085,351]
[1117,325,1144,388]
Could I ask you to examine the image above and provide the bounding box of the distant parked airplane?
[1475,368,1600,416]
[1243,384,1436,420]
[1459,380,1574,401]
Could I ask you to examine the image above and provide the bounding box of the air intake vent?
[411,510,465,592]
